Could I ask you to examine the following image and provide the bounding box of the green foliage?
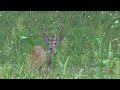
[0,11,120,79]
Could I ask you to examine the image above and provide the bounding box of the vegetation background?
[0,11,120,79]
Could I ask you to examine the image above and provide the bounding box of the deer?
[30,26,63,78]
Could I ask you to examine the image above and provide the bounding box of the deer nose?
[49,48,53,50]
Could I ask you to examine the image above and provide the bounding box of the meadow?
[0,11,120,79]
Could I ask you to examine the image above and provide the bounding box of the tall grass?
[0,11,120,79]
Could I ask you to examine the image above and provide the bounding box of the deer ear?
[43,35,50,42]
[55,34,63,43]
[41,28,50,42]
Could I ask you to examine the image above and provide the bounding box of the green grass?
[0,11,120,79]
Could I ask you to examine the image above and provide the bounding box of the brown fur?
[30,46,44,70]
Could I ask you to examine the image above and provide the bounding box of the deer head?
[41,26,63,55]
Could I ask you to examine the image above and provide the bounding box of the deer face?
[47,37,60,54]
[41,26,63,55]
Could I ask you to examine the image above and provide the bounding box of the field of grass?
[0,11,120,79]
